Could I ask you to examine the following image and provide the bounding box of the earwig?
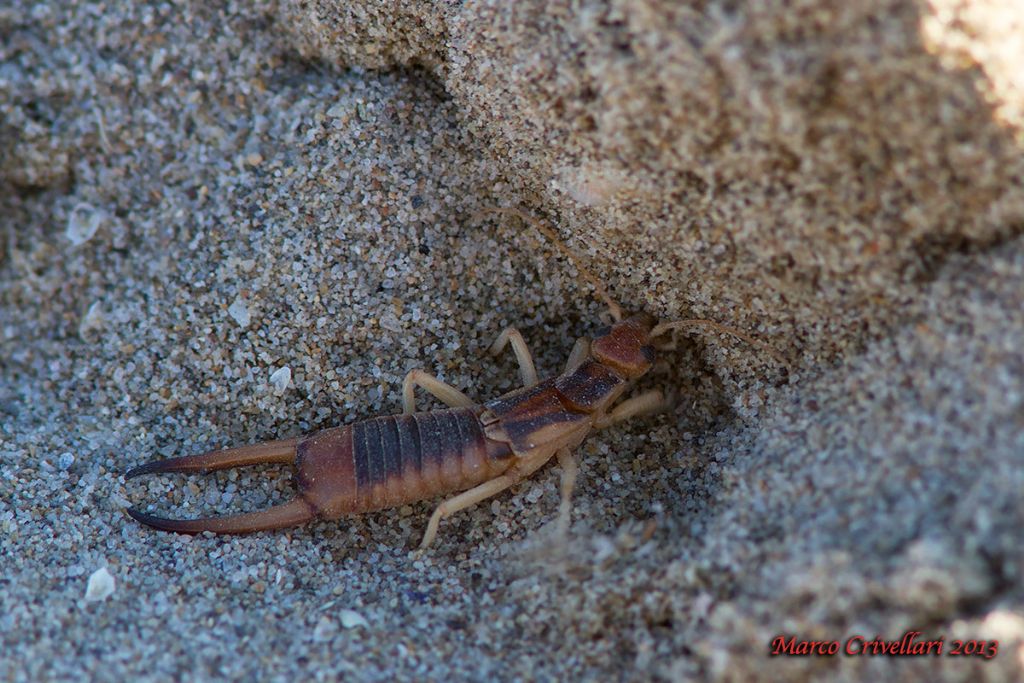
[125,209,787,549]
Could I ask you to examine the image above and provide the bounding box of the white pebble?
[67,203,104,246]
[79,301,105,337]
[228,297,251,327]
[313,616,337,642]
[559,168,622,207]
[591,535,617,563]
[270,366,291,393]
[339,609,368,629]
[84,567,115,602]
[981,610,1024,640]
[379,313,403,333]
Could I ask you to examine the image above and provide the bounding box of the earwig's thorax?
[589,313,657,379]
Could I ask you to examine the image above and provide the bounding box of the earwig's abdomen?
[294,408,514,519]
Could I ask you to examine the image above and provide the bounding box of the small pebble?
[66,204,104,246]
[313,616,337,642]
[339,609,368,629]
[270,366,291,393]
[79,301,105,337]
[227,297,251,327]
[84,567,115,602]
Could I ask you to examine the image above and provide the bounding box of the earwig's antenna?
[476,206,624,322]
[476,207,788,370]
[650,319,791,371]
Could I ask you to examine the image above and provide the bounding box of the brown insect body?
[126,208,784,548]
[125,314,661,543]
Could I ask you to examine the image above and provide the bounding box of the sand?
[2,1,1022,680]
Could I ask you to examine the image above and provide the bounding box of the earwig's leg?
[650,319,790,370]
[594,389,669,430]
[555,448,578,538]
[402,369,474,414]
[418,474,519,550]
[418,451,552,550]
[489,327,538,387]
[564,337,590,373]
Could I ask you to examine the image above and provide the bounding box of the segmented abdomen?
[294,407,514,518]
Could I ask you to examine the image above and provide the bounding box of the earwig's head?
[590,313,657,379]
[485,208,659,379]
[484,209,777,375]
